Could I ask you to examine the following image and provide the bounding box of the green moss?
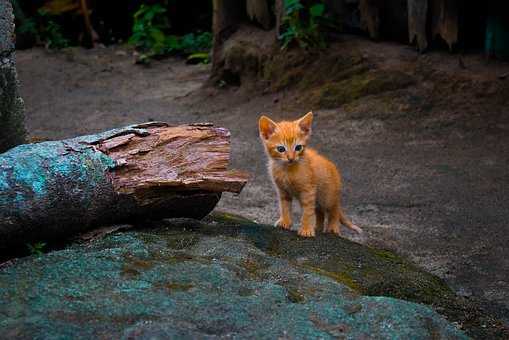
[156,282,194,294]
[305,70,415,108]
[298,53,367,89]
[165,234,200,250]
[300,264,362,293]
[211,212,255,225]
[238,287,255,297]
[241,258,264,278]
[287,288,306,303]
[121,253,155,279]
[120,266,141,279]
[369,248,402,262]
[262,50,368,93]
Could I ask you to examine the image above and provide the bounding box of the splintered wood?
[97,123,248,204]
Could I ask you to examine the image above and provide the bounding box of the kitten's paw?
[275,218,292,230]
[349,224,363,234]
[324,224,340,235]
[298,227,316,237]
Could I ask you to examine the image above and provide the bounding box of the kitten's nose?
[287,151,296,163]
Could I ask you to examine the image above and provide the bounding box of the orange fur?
[259,112,362,237]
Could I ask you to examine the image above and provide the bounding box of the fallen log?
[0,122,248,256]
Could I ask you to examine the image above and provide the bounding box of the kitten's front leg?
[275,189,292,230]
[298,190,317,237]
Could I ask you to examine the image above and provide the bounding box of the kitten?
[259,111,362,237]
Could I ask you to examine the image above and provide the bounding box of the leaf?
[165,35,180,51]
[309,3,325,18]
[284,0,304,14]
[150,29,166,45]
[187,52,210,64]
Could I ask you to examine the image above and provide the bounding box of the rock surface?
[0,213,470,339]
[0,1,26,152]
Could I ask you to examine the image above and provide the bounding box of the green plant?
[129,3,212,62]
[37,9,70,49]
[178,32,213,54]
[129,3,170,55]
[280,0,326,50]
[27,242,47,256]
[11,0,36,38]
[18,18,38,36]
[187,52,210,64]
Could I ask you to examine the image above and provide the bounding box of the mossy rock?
[1,212,506,338]
[203,213,508,339]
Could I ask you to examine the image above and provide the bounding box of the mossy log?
[0,122,248,255]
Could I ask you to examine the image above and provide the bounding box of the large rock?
[0,1,26,152]
[0,213,474,339]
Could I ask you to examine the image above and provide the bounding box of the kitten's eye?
[295,144,304,152]
[276,145,286,153]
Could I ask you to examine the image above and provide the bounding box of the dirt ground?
[16,37,509,327]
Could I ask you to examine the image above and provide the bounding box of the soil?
[16,36,509,330]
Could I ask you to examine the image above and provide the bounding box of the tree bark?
[211,0,246,76]
[430,0,458,51]
[408,0,429,52]
[246,0,271,30]
[0,122,248,255]
[0,1,26,153]
[359,0,381,40]
[275,0,284,37]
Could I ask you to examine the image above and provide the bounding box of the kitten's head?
[258,112,313,164]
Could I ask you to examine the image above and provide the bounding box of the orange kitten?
[259,111,362,237]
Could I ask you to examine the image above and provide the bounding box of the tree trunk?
[0,1,26,153]
[430,0,458,51]
[359,0,381,40]
[408,0,429,52]
[211,0,246,76]
[0,122,248,255]
[246,0,271,30]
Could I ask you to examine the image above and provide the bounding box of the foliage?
[129,3,170,55]
[178,32,213,54]
[12,0,37,37]
[129,3,212,63]
[280,0,327,50]
[27,242,47,256]
[37,10,70,49]
[187,52,210,64]
[17,17,38,37]
[12,0,70,50]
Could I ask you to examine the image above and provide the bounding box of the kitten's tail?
[338,208,363,234]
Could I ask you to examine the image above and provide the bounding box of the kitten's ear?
[297,111,313,135]
[259,115,278,140]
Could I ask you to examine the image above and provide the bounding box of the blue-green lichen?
[0,220,468,339]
